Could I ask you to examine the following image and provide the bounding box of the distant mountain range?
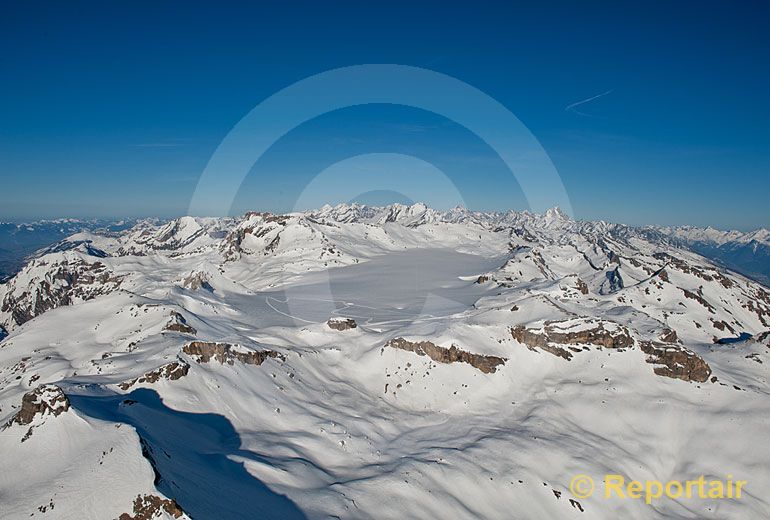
[1,209,767,287]
[0,219,142,282]
[650,225,770,286]
[310,203,770,287]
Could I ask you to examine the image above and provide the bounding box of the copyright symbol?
[570,475,595,499]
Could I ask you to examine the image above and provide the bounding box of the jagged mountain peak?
[543,206,570,222]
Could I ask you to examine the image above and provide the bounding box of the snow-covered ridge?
[0,218,143,282]
[0,203,769,519]
[654,224,770,246]
[3,203,768,333]
[2,206,767,283]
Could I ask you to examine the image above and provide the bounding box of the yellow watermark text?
[570,474,747,503]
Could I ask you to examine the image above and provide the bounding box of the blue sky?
[1,1,768,229]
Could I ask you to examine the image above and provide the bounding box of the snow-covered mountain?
[0,219,140,282]
[650,225,770,285]
[0,204,769,519]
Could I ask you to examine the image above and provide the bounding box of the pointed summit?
[543,206,570,224]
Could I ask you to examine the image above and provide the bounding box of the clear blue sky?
[1,1,768,230]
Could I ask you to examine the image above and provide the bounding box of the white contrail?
[565,89,614,117]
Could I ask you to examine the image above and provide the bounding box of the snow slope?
[0,204,769,519]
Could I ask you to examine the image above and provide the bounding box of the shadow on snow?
[68,388,307,520]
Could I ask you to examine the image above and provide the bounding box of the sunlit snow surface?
[0,206,769,519]
[246,249,507,329]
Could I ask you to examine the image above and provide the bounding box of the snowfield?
[0,204,769,519]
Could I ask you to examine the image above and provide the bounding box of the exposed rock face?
[575,277,589,295]
[712,320,736,333]
[4,385,70,441]
[164,311,197,335]
[327,317,357,331]
[154,218,204,249]
[1,259,122,327]
[181,271,212,291]
[511,326,574,360]
[640,341,712,383]
[118,494,184,520]
[745,296,770,327]
[220,212,290,261]
[511,320,634,361]
[118,360,190,390]
[182,341,283,366]
[476,275,490,284]
[654,252,735,289]
[117,216,206,255]
[385,338,506,374]
[681,288,716,314]
[660,329,679,343]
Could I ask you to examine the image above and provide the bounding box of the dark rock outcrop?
[118,360,190,390]
[183,341,282,366]
[659,329,679,343]
[640,341,712,382]
[511,320,634,361]
[385,338,506,374]
[712,320,736,333]
[4,384,70,441]
[511,326,574,360]
[327,317,357,331]
[164,311,197,335]
[681,288,715,314]
[118,494,184,520]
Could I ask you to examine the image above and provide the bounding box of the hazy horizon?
[1,200,767,234]
[2,3,769,230]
